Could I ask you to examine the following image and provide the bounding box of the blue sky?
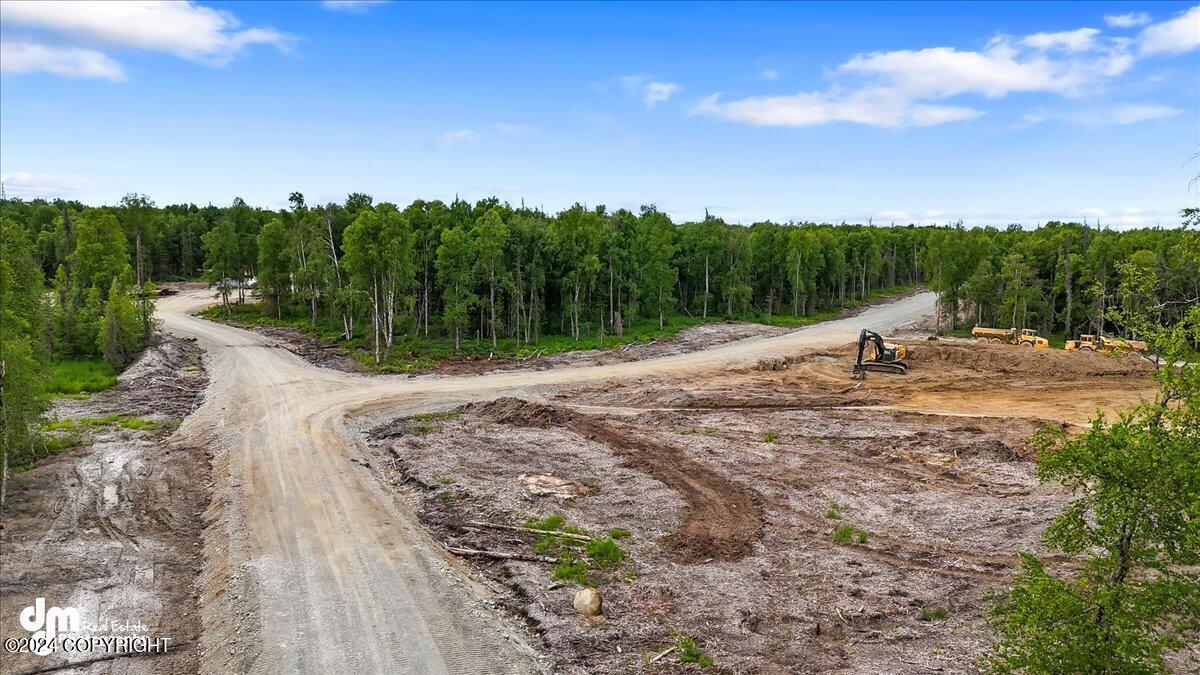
[1,1,1197,227]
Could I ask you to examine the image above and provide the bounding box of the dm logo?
[19,598,80,655]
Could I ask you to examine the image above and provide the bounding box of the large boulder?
[573,588,602,616]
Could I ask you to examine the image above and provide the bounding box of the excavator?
[852,329,909,377]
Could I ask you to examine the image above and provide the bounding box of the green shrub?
[675,635,714,666]
[921,607,949,621]
[833,524,856,543]
[763,431,779,443]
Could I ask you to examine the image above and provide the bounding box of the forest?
[2,193,1198,474]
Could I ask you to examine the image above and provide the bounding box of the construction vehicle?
[970,326,1050,349]
[852,329,909,377]
[1065,334,1147,354]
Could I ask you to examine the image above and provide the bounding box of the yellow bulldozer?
[970,326,1050,349]
[1065,334,1147,354]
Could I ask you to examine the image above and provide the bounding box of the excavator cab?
[852,329,909,377]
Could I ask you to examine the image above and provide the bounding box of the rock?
[519,473,590,500]
[573,588,602,616]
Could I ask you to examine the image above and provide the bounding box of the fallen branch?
[446,546,557,563]
[649,645,677,663]
[466,520,594,542]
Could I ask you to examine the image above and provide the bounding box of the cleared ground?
[364,341,1160,672]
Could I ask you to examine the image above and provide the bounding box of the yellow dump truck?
[1065,334,1148,354]
[970,326,1050,348]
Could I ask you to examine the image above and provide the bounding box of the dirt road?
[156,289,934,672]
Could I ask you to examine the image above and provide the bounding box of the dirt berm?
[896,340,1155,378]
[464,397,764,562]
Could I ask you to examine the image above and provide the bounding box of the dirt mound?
[464,396,582,427]
[465,397,764,562]
[904,341,1153,378]
[102,335,210,418]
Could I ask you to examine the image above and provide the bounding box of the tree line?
[9,193,1196,365]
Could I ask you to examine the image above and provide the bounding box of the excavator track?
[858,360,908,375]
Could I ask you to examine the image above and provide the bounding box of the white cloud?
[1078,103,1181,125]
[691,88,983,128]
[1020,110,1049,126]
[643,81,682,106]
[1105,12,1151,28]
[879,210,909,220]
[693,15,1191,130]
[1022,27,1102,52]
[924,209,944,218]
[1139,5,1200,55]
[436,129,478,148]
[619,75,682,107]
[839,37,1133,99]
[321,0,388,12]
[0,41,125,80]
[761,68,780,80]
[0,171,91,196]
[1,1,293,67]
[1077,206,1154,228]
[494,122,536,135]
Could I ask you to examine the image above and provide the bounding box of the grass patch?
[525,513,629,587]
[40,414,159,432]
[833,523,870,545]
[826,502,845,520]
[763,431,779,444]
[921,606,949,621]
[44,359,116,395]
[674,634,715,666]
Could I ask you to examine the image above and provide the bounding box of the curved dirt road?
[158,290,934,673]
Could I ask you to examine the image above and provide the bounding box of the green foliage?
[673,634,715,666]
[833,524,870,544]
[585,537,627,568]
[40,415,159,432]
[98,278,143,370]
[256,218,292,318]
[44,359,117,395]
[921,607,949,621]
[435,225,476,350]
[988,285,1200,673]
[763,431,779,443]
[1,215,51,498]
[525,514,629,587]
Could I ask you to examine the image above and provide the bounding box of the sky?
[1,0,1198,228]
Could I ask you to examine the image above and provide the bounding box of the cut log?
[445,546,557,563]
[466,520,594,542]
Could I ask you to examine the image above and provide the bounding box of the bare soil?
[364,339,1166,673]
[0,336,210,674]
